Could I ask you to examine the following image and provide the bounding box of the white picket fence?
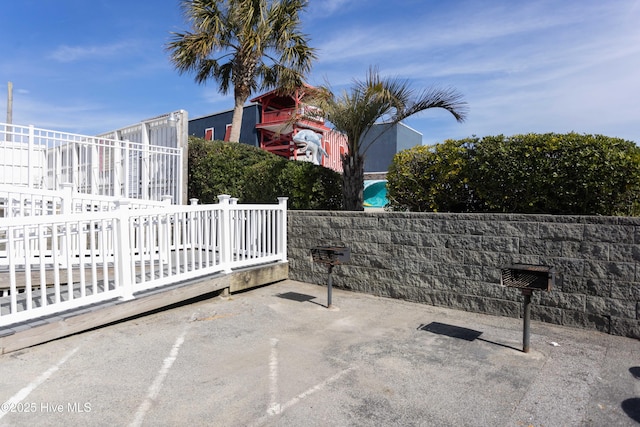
[0,120,184,204]
[0,194,288,327]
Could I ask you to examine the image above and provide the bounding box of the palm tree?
[166,0,316,143]
[311,67,468,211]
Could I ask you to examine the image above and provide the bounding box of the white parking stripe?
[0,347,80,420]
[267,338,280,415]
[250,363,356,426]
[279,366,355,412]
[129,327,188,427]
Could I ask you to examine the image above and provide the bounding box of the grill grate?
[501,264,554,292]
[500,264,555,353]
[311,246,350,266]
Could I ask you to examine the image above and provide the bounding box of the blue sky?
[1,0,639,145]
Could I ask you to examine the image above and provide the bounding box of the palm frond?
[313,66,468,158]
[167,0,315,99]
[402,86,468,123]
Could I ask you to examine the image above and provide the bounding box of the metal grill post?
[327,264,334,308]
[522,289,532,353]
[311,246,350,309]
[501,264,555,353]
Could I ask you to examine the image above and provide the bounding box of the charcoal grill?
[501,264,554,291]
[501,264,555,353]
[311,246,350,308]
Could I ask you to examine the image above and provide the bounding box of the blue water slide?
[363,180,388,208]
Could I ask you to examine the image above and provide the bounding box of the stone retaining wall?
[288,211,640,339]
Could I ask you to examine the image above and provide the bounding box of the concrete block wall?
[288,211,640,339]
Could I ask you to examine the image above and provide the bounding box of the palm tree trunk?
[342,153,365,211]
[229,95,245,142]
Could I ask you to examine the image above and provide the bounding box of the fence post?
[115,200,135,301]
[218,194,232,273]
[123,140,130,198]
[113,137,122,198]
[90,141,100,195]
[229,198,240,261]
[141,123,150,200]
[60,182,74,214]
[277,197,288,262]
[55,183,75,264]
[158,195,172,264]
[28,125,35,188]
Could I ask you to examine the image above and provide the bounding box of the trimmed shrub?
[242,158,288,204]
[187,137,272,204]
[387,139,478,212]
[470,133,640,215]
[187,137,343,209]
[276,161,343,210]
[387,133,640,216]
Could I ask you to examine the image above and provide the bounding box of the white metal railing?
[0,184,174,269]
[96,110,188,204]
[0,122,184,204]
[0,183,171,218]
[0,195,288,326]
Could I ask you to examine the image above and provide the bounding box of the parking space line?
[251,337,356,427]
[279,366,355,413]
[0,346,80,420]
[129,327,188,427]
[267,338,280,415]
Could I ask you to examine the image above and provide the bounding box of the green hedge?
[387,133,640,215]
[187,137,343,210]
[386,139,477,212]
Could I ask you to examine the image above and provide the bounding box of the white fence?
[0,183,171,218]
[0,118,184,204]
[0,195,288,327]
[96,110,188,204]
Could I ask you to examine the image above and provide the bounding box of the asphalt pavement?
[0,279,638,426]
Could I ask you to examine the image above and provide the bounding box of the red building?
[188,86,347,173]
[250,86,348,172]
[188,86,421,175]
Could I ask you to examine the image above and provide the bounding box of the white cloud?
[48,41,137,63]
[308,0,640,145]
[3,0,639,146]
[314,2,585,65]
[307,0,362,17]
